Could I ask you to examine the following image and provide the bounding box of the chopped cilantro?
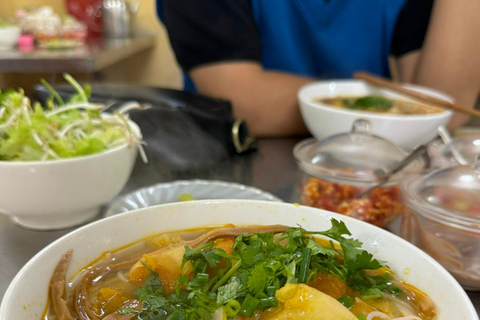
[125,219,400,320]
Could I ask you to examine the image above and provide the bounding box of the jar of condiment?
[401,154,480,290]
[428,135,480,168]
[293,119,424,228]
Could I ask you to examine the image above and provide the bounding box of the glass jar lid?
[293,119,423,184]
[402,154,480,228]
[431,136,480,167]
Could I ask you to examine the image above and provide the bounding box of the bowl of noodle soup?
[298,80,453,150]
[0,200,477,320]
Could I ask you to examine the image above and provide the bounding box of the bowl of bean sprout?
[0,75,147,230]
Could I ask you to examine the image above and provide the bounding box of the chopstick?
[353,72,480,119]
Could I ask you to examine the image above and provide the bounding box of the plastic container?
[401,154,480,290]
[428,136,480,168]
[293,119,424,227]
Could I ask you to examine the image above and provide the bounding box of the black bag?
[34,84,257,169]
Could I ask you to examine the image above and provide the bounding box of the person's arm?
[161,0,311,137]
[397,0,480,129]
[190,62,312,137]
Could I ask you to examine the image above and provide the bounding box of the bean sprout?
[0,76,147,162]
[46,103,104,117]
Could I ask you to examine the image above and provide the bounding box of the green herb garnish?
[341,95,393,111]
[122,219,400,319]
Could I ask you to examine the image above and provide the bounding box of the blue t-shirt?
[158,0,431,91]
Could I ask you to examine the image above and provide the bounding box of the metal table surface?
[0,35,155,73]
[0,137,479,315]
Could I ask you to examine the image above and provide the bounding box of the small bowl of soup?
[298,80,453,150]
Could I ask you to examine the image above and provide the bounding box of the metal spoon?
[355,144,428,199]
[437,125,469,165]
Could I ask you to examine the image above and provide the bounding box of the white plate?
[1,200,477,319]
[105,180,283,217]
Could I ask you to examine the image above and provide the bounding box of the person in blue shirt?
[158,0,480,137]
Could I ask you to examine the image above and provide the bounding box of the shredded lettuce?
[0,74,147,162]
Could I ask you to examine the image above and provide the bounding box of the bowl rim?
[298,79,453,120]
[0,26,21,32]
[1,200,477,319]
[105,179,284,217]
[0,119,141,166]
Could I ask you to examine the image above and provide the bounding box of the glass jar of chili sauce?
[293,120,424,228]
[401,154,480,290]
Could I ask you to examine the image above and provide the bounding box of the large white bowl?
[298,80,453,149]
[0,121,140,230]
[0,26,21,51]
[1,200,476,319]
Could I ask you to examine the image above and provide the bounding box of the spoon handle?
[355,145,427,199]
[437,125,469,165]
[474,152,480,171]
[386,144,428,178]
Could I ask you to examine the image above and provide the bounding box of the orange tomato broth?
[43,225,435,319]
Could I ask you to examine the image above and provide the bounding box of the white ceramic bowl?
[0,121,140,230]
[1,200,476,319]
[0,26,21,51]
[298,80,453,150]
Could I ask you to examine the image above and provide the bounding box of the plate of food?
[1,200,476,319]
[104,180,283,217]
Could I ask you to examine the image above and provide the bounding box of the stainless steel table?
[0,35,155,73]
[0,138,478,315]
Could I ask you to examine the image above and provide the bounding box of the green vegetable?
[0,74,145,162]
[178,193,196,202]
[134,262,167,310]
[240,294,259,317]
[297,247,312,283]
[357,314,368,320]
[123,219,400,319]
[338,294,355,308]
[225,300,241,317]
[341,95,393,111]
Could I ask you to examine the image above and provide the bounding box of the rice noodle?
[389,297,418,316]
[367,311,390,320]
[116,271,130,284]
[367,311,423,320]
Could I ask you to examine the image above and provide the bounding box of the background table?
[0,138,478,315]
[0,35,155,74]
